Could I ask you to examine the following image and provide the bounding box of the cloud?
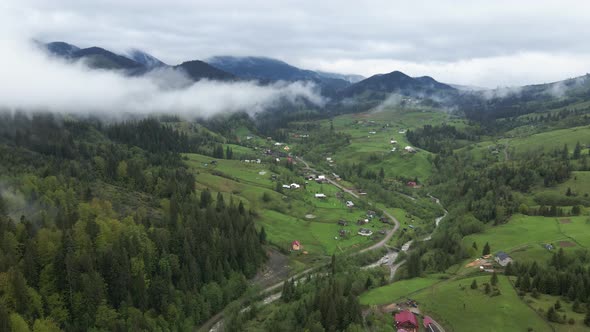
[0,37,324,117]
[8,0,590,88]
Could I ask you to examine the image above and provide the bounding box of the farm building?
[316,175,326,182]
[395,310,418,332]
[358,228,373,236]
[346,201,354,207]
[290,183,301,189]
[390,139,398,144]
[282,184,291,189]
[314,193,327,199]
[494,251,513,266]
[291,241,301,251]
[404,146,417,153]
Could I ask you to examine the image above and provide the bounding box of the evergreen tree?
[472,242,478,251]
[490,272,498,286]
[574,142,582,159]
[470,279,478,289]
[484,283,491,294]
[259,226,267,244]
[482,242,491,256]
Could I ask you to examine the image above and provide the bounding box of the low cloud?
[0,38,325,117]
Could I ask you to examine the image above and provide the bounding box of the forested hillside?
[0,113,265,331]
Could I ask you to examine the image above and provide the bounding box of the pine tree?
[470,279,478,289]
[504,262,513,275]
[259,227,267,244]
[490,272,498,286]
[472,242,478,251]
[484,283,491,294]
[554,300,561,310]
[574,142,582,159]
[482,242,491,256]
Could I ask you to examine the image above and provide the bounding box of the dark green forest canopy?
[0,113,265,331]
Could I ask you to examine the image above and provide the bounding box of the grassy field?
[413,275,551,332]
[521,292,589,332]
[319,110,444,180]
[359,276,443,305]
[463,215,590,265]
[183,152,393,256]
[503,125,590,154]
[534,171,590,201]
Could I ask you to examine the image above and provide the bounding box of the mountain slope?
[127,49,166,68]
[342,71,456,98]
[45,41,80,57]
[206,56,351,95]
[70,47,144,71]
[174,60,235,81]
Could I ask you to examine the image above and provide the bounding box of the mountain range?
[40,41,590,117]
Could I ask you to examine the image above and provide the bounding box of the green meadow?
[359,276,443,305]
[413,275,551,332]
[183,152,392,256]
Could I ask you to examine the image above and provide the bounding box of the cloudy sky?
[5,0,590,87]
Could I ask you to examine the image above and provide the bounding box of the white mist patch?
[0,38,324,117]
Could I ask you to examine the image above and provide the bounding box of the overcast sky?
[5,0,590,87]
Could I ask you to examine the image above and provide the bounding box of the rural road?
[295,156,401,253]
[202,157,406,331]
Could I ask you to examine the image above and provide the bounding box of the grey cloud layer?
[7,0,590,87]
[0,38,324,116]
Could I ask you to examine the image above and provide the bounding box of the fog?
[0,38,325,117]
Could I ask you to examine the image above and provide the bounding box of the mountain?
[207,56,320,81]
[206,56,352,95]
[69,47,145,71]
[341,70,456,99]
[174,60,235,81]
[45,41,80,57]
[316,71,365,83]
[127,49,166,68]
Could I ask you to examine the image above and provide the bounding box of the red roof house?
[407,181,417,188]
[291,240,301,251]
[395,311,418,332]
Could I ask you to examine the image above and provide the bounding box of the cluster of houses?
[394,310,439,332]
[282,183,301,189]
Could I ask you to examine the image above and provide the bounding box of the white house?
[390,140,398,144]
[391,147,397,152]
[346,201,354,208]
[282,184,291,189]
[404,146,416,153]
[315,193,327,199]
[494,251,513,266]
[290,183,301,189]
[317,175,326,181]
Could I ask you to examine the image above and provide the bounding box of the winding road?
[203,157,446,332]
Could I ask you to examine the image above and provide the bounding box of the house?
[290,183,301,189]
[404,146,416,153]
[283,146,290,151]
[391,147,397,152]
[306,174,317,181]
[246,135,253,140]
[395,310,418,332]
[358,228,373,236]
[346,201,354,208]
[407,181,417,188]
[390,139,398,144]
[369,131,377,134]
[282,184,291,189]
[356,219,368,225]
[256,159,261,164]
[315,193,327,199]
[337,220,348,226]
[274,142,283,146]
[380,217,390,224]
[326,157,332,162]
[317,175,326,181]
[494,251,513,266]
[291,241,301,251]
[338,229,348,237]
[543,243,554,251]
[367,210,377,218]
